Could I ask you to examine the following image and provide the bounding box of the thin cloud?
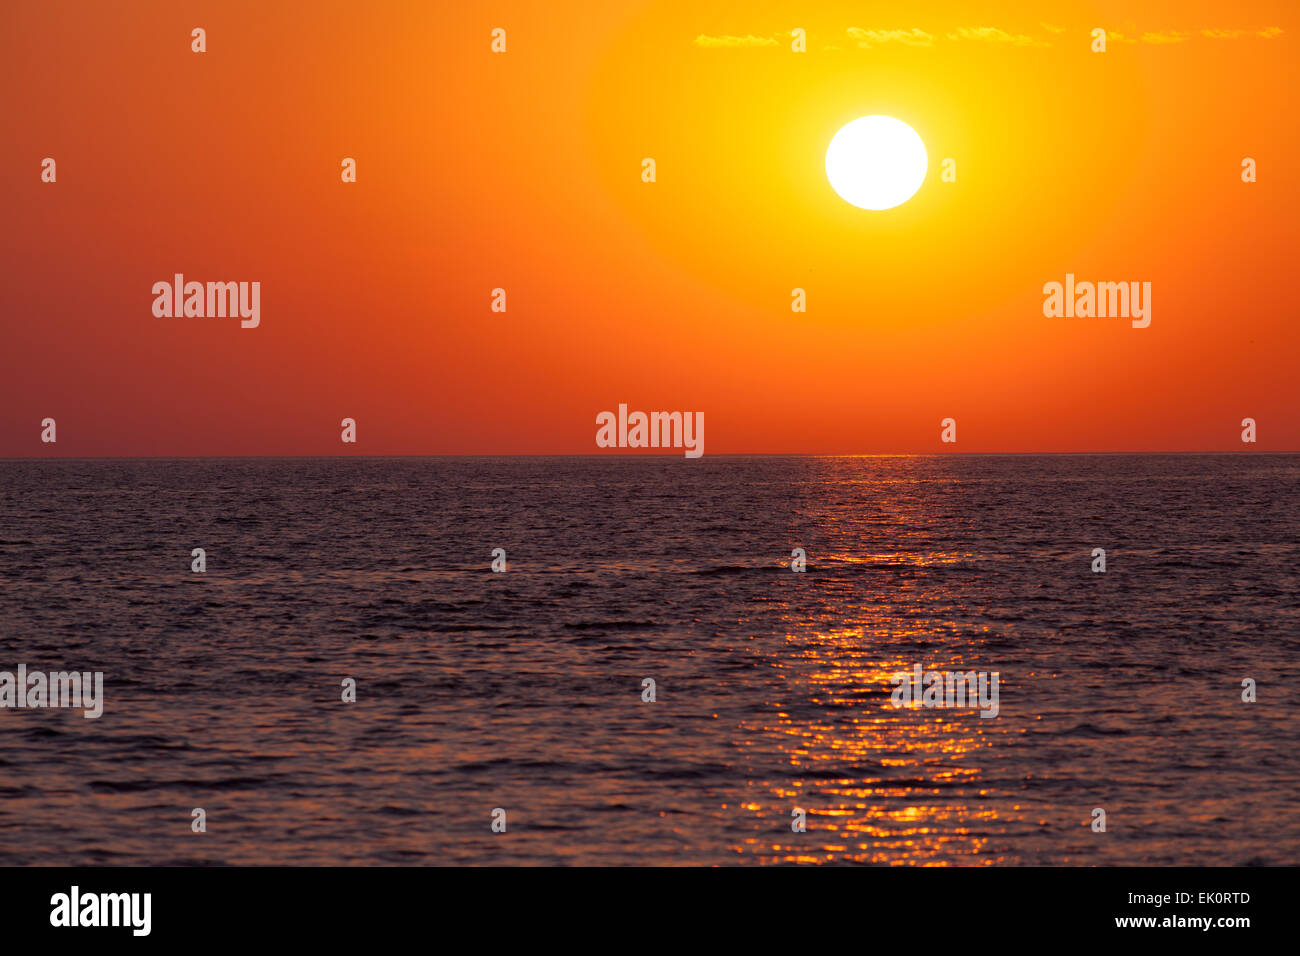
[692,24,1283,52]
[1106,26,1285,44]
[1199,27,1284,39]
[1141,30,1189,44]
[846,27,934,48]
[692,34,778,48]
[947,27,1050,47]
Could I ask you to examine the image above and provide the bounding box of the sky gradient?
[3,0,1296,455]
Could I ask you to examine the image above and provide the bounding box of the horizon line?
[3,450,1297,462]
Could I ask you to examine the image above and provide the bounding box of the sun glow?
[825,115,928,211]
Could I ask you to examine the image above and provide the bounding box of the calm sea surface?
[1,455,1297,865]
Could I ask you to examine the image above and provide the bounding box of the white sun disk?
[826,115,927,210]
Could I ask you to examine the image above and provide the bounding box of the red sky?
[2,0,1296,455]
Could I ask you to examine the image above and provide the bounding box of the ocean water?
[0,454,1297,866]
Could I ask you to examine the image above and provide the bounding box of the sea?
[1,454,1297,865]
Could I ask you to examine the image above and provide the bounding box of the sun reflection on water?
[728,596,1025,864]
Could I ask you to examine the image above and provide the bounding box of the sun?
[825,115,928,211]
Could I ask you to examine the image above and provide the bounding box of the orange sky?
[2,0,1296,455]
